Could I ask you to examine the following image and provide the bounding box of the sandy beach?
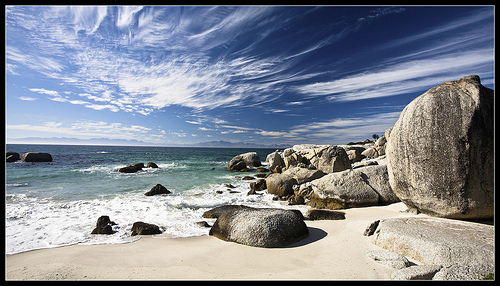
[6,202,423,280]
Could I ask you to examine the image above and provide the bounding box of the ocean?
[5,144,309,254]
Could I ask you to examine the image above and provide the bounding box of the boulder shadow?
[284,227,328,248]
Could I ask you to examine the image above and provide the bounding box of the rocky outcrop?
[371,217,494,267]
[91,216,116,234]
[144,184,171,196]
[130,221,162,236]
[240,152,261,167]
[228,152,262,171]
[20,152,53,162]
[305,145,351,174]
[209,207,309,248]
[386,75,494,219]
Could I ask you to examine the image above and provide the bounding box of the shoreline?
[6,202,424,280]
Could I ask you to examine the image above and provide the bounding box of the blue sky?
[5,6,495,146]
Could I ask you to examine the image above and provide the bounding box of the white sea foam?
[5,181,309,254]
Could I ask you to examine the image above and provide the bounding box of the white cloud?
[297,50,493,101]
[18,96,37,101]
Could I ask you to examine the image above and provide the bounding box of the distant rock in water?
[146,162,158,168]
[118,163,144,173]
[144,184,171,196]
[6,151,20,162]
[20,152,52,162]
[386,75,494,219]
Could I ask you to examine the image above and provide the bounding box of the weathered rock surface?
[372,217,494,267]
[386,75,494,219]
[366,249,411,269]
[209,207,309,248]
[433,263,495,280]
[91,216,116,234]
[144,184,171,196]
[391,265,443,280]
[265,173,297,197]
[130,221,162,236]
[306,145,351,174]
[20,152,53,162]
[283,167,325,184]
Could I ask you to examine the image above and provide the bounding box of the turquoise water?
[5,144,308,254]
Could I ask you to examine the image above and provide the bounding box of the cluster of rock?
[6,152,53,162]
[118,162,158,173]
[218,75,494,279]
[261,139,396,210]
[91,215,163,236]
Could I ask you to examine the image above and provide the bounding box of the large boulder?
[305,164,399,210]
[227,156,247,171]
[306,145,351,174]
[209,207,309,248]
[6,151,20,162]
[240,152,261,167]
[306,169,379,209]
[372,217,494,267]
[266,151,285,173]
[265,173,297,197]
[20,152,52,162]
[386,75,494,219]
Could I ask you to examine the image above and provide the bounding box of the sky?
[5,6,495,146]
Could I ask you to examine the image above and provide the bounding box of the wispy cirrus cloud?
[297,50,493,101]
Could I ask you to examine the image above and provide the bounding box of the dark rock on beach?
[130,221,162,236]
[209,207,309,248]
[91,215,116,234]
[20,152,52,162]
[386,75,494,219]
[144,184,171,196]
[305,209,345,220]
[228,152,262,171]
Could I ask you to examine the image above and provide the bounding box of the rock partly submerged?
[20,152,53,162]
